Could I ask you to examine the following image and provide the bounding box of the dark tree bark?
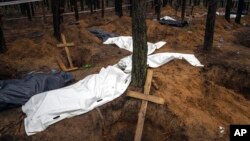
[102,0,105,18]
[96,0,101,9]
[225,0,232,22]
[52,0,61,41]
[59,0,65,22]
[80,0,84,10]
[25,3,32,21]
[131,0,148,88]
[73,0,79,21]
[93,0,97,10]
[235,0,244,24]
[20,3,26,15]
[115,0,123,17]
[163,0,167,7]
[129,0,132,17]
[203,0,217,51]
[155,0,162,21]
[31,3,35,16]
[70,0,74,11]
[90,0,93,13]
[246,2,249,11]
[220,0,224,7]
[181,0,186,21]
[0,15,7,53]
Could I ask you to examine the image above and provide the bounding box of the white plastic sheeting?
[103,36,166,55]
[23,37,204,135]
[117,53,204,73]
[216,12,245,18]
[160,16,176,21]
[22,66,131,136]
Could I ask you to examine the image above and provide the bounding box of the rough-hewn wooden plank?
[60,34,74,68]
[56,57,78,72]
[127,91,165,105]
[57,43,75,47]
[134,69,153,141]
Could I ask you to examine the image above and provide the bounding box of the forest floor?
[0,5,250,141]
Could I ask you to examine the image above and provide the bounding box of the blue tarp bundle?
[89,28,118,41]
[0,71,74,111]
[159,19,188,27]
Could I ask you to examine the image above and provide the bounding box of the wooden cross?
[127,69,165,141]
[56,34,78,72]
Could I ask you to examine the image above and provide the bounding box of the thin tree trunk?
[20,4,26,15]
[115,0,123,17]
[235,0,244,24]
[102,0,105,18]
[80,0,84,10]
[90,0,93,13]
[155,0,162,20]
[181,0,186,21]
[132,0,148,88]
[26,3,32,21]
[52,0,61,41]
[73,0,79,21]
[203,0,217,51]
[0,15,7,53]
[129,0,132,17]
[225,0,232,22]
[163,0,167,7]
[31,3,35,16]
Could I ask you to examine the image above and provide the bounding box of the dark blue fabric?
[159,19,188,27]
[89,28,118,41]
[0,71,74,111]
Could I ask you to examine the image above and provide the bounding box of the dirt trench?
[203,64,250,99]
[98,95,188,141]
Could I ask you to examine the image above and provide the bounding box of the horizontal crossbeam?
[127,91,165,105]
[57,43,75,48]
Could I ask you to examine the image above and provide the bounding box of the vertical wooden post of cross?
[128,69,165,141]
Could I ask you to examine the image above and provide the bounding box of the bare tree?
[235,0,244,24]
[203,0,217,51]
[225,0,232,22]
[132,0,148,87]
[0,14,7,53]
[52,0,61,41]
[181,0,186,21]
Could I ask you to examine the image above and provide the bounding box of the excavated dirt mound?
[0,5,250,141]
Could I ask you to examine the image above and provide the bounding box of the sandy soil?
[0,5,250,141]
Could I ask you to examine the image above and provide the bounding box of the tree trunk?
[132,0,148,88]
[115,0,123,17]
[235,0,244,24]
[73,0,79,21]
[52,0,61,41]
[0,15,7,53]
[26,3,32,21]
[181,0,186,21]
[225,0,232,22]
[155,0,162,21]
[90,0,93,13]
[163,0,167,7]
[20,4,26,15]
[80,0,84,10]
[102,0,105,18]
[203,0,217,51]
[129,0,132,17]
[31,3,35,16]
